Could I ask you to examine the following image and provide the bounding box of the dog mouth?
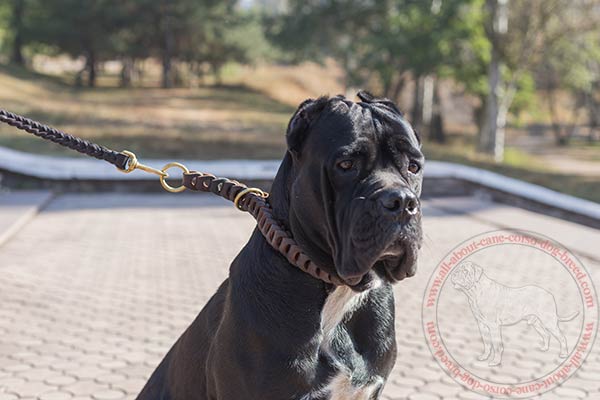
[338,211,422,291]
[344,246,417,291]
[376,248,416,282]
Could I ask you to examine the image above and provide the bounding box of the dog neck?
[230,228,370,341]
[231,227,330,324]
[269,152,338,275]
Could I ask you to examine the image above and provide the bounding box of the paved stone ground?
[0,193,598,400]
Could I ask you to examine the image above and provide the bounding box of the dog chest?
[310,286,383,399]
[321,286,369,344]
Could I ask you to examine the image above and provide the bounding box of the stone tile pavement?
[0,192,53,247]
[0,193,598,400]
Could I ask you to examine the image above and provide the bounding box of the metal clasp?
[119,150,190,193]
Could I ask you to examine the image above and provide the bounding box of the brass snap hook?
[119,150,189,193]
[119,150,168,177]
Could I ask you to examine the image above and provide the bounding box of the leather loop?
[183,172,203,191]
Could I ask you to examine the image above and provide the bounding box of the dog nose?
[378,189,419,218]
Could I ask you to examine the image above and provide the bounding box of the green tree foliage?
[2,0,271,88]
[269,0,482,141]
[24,0,129,86]
[0,0,31,65]
[179,4,273,85]
[272,0,600,153]
[537,4,600,144]
[478,0,600,158]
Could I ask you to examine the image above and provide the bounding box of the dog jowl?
[137,92,424,400]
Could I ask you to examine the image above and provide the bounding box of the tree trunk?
[479,42,500,155]
[161,0,174,88]
[120,58,136,87]
[584,90,600,142]
[480,0,510,162]
[422,75,435,137]
[412,75,443,141]
[495,94,509,161]
[162,50,172,88]
[411,75,424,131]
[10,0,25,65]
[211,62,223,86]
[430,78,445,143]
[86,50,96,88]
[546,88,567,145]
[391,74,406,105]
[382,74,393,99]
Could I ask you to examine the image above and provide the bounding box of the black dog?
[137,91,424,400]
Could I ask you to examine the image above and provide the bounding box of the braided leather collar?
[183,171,344,286]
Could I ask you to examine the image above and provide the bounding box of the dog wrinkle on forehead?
[370,116,420,158]
[329,100,377,138]
[371,112,420,152]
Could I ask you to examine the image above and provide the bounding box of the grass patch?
[0,65,293,159]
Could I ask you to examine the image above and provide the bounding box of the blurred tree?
[0,3,9,58]
[536,5,600,145]
[11,0,268,88]
[272,0,600,156]
[8,0,25,65]
[0,0,29,65]
[269,0,480,143]
[25,0,125,87]
[179,2,270,85]
[479,0,600,160]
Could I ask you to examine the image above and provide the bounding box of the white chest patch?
[304,372,383,400]
[320,286,368,343]
[325,373,383,400]
[311,285,383,400]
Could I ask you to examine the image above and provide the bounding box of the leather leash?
[0,108,343,286]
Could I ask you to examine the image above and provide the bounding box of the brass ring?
[120,150,138,173]
[234,188,267,210]
[160,162,190,193]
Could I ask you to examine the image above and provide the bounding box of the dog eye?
[408,160,421,174]
[337,160,354,171]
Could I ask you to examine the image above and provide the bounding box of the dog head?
[272,92,424,291]
[451,261,484,291]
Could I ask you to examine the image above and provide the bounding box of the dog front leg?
[476,321,492,361]
[488,325,504,367]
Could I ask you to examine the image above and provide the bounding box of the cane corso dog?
[137,91,424,400]
[452,261,579,366]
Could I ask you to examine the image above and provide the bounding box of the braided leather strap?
[0,109,129,170]
[183,171,344,286]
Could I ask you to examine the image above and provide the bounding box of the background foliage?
[0,0,600,173]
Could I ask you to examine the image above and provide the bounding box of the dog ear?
[473,264,484,282]
[286,96,328,156]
